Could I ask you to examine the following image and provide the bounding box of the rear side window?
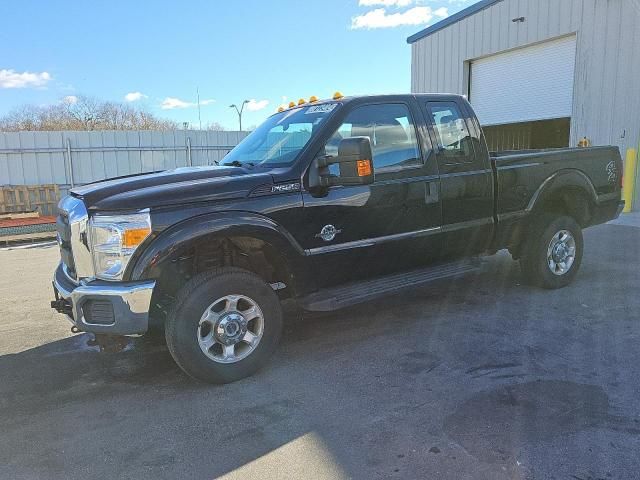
[325,103,421,172]
[427,102,473,160]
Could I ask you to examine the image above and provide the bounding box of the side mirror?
[310,136,375,188]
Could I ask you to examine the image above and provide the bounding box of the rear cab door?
[421,97,495,258]
[301,97,443,288]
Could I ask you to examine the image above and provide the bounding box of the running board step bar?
[301,259,481,312]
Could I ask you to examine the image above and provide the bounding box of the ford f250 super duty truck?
[51,94,625,383]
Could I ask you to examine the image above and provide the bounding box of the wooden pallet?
[0,185,60,216]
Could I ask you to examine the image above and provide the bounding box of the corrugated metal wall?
[0,130,249,198]
[411,0,640,206]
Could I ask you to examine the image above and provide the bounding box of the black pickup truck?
[51,94,624,383]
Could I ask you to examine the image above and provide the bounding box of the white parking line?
[0,240,57,251]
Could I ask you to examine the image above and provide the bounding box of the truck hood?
[71,166,274,211]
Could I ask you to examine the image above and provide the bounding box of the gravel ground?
[0,220,639,480]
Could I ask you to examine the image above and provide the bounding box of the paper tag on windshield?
[305,103,338,114]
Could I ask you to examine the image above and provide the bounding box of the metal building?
[408,0,640,209]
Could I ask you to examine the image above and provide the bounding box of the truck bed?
[492,146,621,215]
[490,145,623,249]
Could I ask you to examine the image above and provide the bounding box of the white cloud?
[0,69,51,89]
[246,99,269,112]
[351,6,448,29]
[62,95,78,104]
[433,6,448,17]
[161,97,191,109]
[124,91,147,102]
[160,96,215,109]
[359,0,413,6]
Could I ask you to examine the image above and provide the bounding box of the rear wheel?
[165,267,283,383]
[520,214,583,289]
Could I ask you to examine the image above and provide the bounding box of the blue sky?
[0,0,473,130]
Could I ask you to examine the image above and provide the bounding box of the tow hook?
[87,333,131,353]
[51,298,73,316]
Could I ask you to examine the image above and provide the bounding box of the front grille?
[56,211,76,279]
[82,300,115,325]
[56,195,92,280]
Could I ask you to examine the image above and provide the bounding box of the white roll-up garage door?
[470,35,577,126]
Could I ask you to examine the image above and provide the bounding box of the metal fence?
[0,130,249,198]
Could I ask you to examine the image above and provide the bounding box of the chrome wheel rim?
[547,230,576,276]
[197,295,264,364]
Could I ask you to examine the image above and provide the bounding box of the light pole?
[197,87,202,130]
[229,100,249,131]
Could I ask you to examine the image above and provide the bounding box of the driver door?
[300,100,442,289]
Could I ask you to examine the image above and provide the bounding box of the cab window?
[325,103,421,173]
[426,101,473,161]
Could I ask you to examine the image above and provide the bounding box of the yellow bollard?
[623,148,637,213]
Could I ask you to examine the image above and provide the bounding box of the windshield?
[221,103,339,168]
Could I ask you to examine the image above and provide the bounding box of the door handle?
[425,181,439,204]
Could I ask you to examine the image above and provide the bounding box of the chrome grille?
[57,196,94,281]
[56,210,76,279]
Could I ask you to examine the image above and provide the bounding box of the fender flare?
[526,169,598,213]
[127,211,306,282]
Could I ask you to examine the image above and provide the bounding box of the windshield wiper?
[224,160,243,167]
[223,160,255,168]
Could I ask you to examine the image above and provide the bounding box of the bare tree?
[205,121,227,131]
[0,95,179,131]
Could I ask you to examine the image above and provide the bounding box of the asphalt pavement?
[0,219,639,479]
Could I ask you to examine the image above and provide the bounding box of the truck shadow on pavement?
[0,333,186,410]
[0,252,523,406]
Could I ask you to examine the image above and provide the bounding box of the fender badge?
[271,182,301,193]
[316,224,342,242]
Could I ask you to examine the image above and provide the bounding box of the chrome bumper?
[51,263,155,335]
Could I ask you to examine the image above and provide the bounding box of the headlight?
[88,211,151,280]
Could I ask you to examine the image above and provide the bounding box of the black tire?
[520,214,584,289]
[165,267,283,384]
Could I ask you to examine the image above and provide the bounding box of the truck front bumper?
[51,263,155,336]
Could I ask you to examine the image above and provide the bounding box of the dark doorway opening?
[482,118,570,152]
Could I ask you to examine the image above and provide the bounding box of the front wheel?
[520,214,584,289]
[165,267,283,383]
